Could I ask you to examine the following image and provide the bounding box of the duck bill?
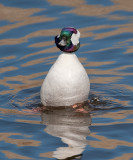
[58,39,66,46]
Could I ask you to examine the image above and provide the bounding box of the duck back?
[40,53,90,106]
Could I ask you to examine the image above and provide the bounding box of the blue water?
[0,0,133,159]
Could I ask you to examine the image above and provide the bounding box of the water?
[0,0,133,159]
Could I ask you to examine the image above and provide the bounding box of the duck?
[40,27,90,107]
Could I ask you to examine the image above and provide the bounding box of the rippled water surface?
[0,0,133,159]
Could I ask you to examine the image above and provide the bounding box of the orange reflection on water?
[92,118,133,126]
[0,108,39,116]
[1,150,32,160]
[0,4,56,35]
[28,40,53,48]
[89,132,133,149]
[0,56,16,60]
[0,4,42,22]
[0,66,18,74]
[117,38,133,54]
[0,26,59,46]
[21,55,57,67]
[117,84,133,92]
[82,46,121,55]
[112,98,130,107]
[22,46,58,60]
[91,76,123,84]
[125,46,133,54]
[0,38,28,46]
[87,65,133,76]
[93,110,133,120]
[58,0,133,17]
[40,151,53,159]
[81,23,133,41]
[16,119,40,124]
[0,132,40,147]
[84,61,115,67]
[94,23,133,40]
[47,0,84,7]
[109,153,133,160]
[0,71,47,95]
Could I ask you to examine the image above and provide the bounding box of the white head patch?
[71,30,80,45]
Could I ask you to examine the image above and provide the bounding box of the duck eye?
[62,36,67,40]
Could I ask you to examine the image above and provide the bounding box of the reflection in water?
[41,107,91,160]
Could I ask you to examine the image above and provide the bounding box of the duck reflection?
[41,105,91,160]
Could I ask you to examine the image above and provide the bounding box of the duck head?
[55,27,80,53]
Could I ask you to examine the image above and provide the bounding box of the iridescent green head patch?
[55,27,80,53]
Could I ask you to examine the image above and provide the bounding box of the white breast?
[40,53,90,106]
